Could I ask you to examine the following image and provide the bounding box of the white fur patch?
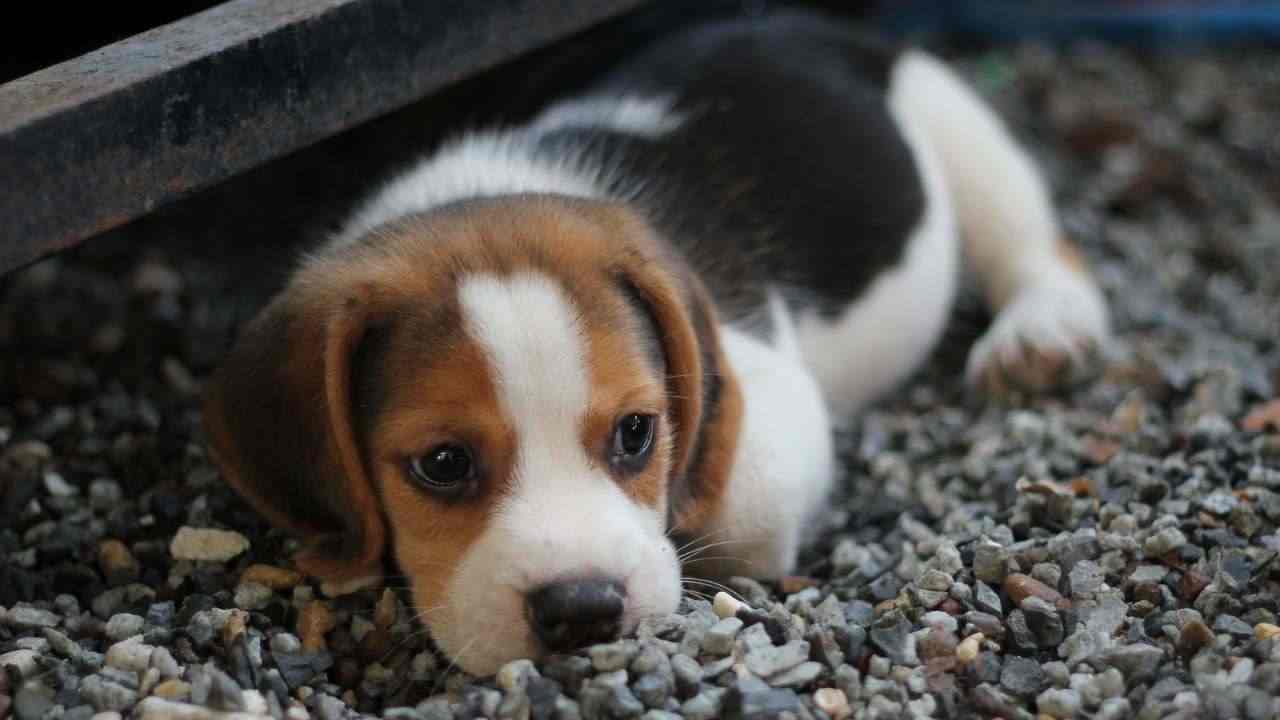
[530,95,685,138]
[432,272,680,675]
[331,95,682,248]
[790,78,959,423]
[692,326,835,580]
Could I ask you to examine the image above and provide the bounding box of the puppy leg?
[889,51,1110,396]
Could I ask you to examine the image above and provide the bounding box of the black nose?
[527,577,626,652]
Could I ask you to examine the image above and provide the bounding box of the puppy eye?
[408,443,474,494]
[611,413,656,471]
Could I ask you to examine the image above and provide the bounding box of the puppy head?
[203,196,731,674]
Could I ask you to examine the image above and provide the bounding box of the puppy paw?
[966,277,1110,398]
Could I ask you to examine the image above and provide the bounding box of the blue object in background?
[876,1,1280,43]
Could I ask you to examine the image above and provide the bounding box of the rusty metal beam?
[0,0,648,274]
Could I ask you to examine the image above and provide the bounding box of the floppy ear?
[616,255,707,482]
[202,286,387,582]
[614,244,742,532]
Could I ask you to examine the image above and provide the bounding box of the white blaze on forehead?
[457,272,595,487]
[438,271,681,675]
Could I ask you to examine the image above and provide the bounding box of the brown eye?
[611,414,655,472]
[408,443,473,494]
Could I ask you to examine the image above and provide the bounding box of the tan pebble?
[151,679,191,701]
[240,564,303,591]
[374,588,398,629]
[713,591,743,619]
[319,575,381,598]
[813,688,850,720]
[1243,399,1280,432]
[169,527,249,562]
[1004,573,1063,606]
[1255,623,1280,641]
[956,633,984,663]
[1178,620,1215,657]
[221,609,249,646]
[97,540,140,586]
[298,601,337,652]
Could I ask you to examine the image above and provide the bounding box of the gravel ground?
[3,41,1280,720]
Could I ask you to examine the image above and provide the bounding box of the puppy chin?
[419,536,682,677]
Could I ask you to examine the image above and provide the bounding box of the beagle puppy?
[203,11,1109,675]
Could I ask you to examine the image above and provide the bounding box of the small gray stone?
[13,681,55,720]
[1096,698,1132,720]
[43,628,82,660]
[727,685,801,719]
[1128,565,1169,584]
[680,690,722,720]
[149,647,181,680]
[1043,662,1070,688]
[1199,492,1239,516]
[1022,597,1065,648]
[917,569,953,592]
[834,664,862,702]
[315,694,346,720]
[1068,561,1105,596]
[974,538,1009,583]
[1213,614,1253,638]
[415,696,454,720]
[104,614,145,642]
[606,686,645,718]
[233,583,273,611]
[701,617,743,656]
[767,661,822,688]
[744,640,809,678]
[1006,611,1039,655]
[1001,656,1047,697]
[974,581,1002,616]
[1037,688,1082,718]
[0,649,40,678]
[1144,528,1187,557]
[632,673,672,709]
[7,606,60,630]
[1104,644,1165,680]
[270,632,302,655]
[592,669,628,689]
[869,611,918,666]
[669,654,702,697]
[590,640,638,672]
[79,675,139,712]
[495,658,538,693]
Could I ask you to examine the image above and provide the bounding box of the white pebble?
[712,592,743,619]
[170,527,250,562]
[813,688,850,720]
[105,636,155,674]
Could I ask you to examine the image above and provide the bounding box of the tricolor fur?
[203,11,1110,675]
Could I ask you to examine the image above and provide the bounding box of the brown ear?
[615,243,742,532]
[616,256,707,482]
[202,285,386,582]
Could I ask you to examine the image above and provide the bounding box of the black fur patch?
[533,10,925,323]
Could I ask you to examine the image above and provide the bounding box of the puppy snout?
[527,577,626,652]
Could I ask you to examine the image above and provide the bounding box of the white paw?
[966,274,1110,396]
